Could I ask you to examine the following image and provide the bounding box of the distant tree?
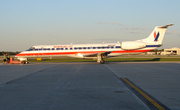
[150,49,164,55]
[0,51,21,55]
[150,49,164,52]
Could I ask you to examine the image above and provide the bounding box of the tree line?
[0,51,20,55]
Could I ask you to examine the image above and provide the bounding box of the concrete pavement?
[0,62,180,110]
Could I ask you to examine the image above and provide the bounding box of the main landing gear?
[21,61,29,64]
[97,54,105,64]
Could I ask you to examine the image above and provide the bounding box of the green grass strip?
[1,58,180,63]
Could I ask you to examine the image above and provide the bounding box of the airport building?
[161,47,180,55]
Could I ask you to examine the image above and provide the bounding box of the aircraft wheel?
[100,60,105,64]
[23,61,29,64]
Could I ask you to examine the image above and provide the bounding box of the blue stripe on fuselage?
[146,45,160,47]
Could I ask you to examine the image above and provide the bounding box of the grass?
[104,58,180,62]
[1,56,180,63]
[28,58,95,62]
[26,57,180,63]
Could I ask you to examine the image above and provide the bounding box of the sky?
[0,0,180,51]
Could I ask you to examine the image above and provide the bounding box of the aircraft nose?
[15,53,21,57]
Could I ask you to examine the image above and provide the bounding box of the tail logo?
[154,31,160,42]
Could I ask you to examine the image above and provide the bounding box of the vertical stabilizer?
[141,24,173,44]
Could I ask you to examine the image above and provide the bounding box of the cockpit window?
[27,47,35,51]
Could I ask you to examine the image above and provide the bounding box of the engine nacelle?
[120,41,146,50]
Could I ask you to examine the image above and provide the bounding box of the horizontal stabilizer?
[158,24,174,28]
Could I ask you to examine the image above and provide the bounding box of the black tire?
[100,60,104,64]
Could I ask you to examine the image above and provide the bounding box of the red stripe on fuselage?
[15,51,106,56]
[15,49,153,57]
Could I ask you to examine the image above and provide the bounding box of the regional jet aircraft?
[15,24,173,64]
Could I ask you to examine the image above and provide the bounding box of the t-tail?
[140,24,174,44]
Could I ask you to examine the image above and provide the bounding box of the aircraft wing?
[81,51,111,57]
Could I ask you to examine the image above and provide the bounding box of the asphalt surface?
[0,62,180,110]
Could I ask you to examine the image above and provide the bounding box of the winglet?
[158,24,174,28]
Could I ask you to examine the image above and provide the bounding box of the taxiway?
[0,62,180,110]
